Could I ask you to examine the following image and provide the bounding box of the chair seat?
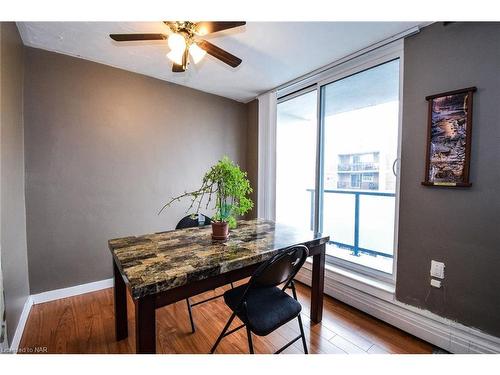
[224,284,302,336]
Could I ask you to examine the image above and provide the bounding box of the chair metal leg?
[290,280,299,300]
[246,326,254,354]
[210,312,236,354]
[186,298,196,333]
[188,282,234,334]
[277,281,308,354]
[297,314,308,354]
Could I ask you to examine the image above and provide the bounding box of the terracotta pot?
[212,221,229,240]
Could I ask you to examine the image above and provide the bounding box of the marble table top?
[109,219,329,299]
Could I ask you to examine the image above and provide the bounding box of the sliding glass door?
[276,90,317,230]
[320,59,400,275]
[275,56,401,279]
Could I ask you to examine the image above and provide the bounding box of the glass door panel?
[276,90,317,230]
[323,192,355,245]
[320,59,400,274]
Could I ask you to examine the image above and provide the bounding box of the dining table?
[109,218,329,353]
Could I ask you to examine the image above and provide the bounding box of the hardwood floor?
[19,281,434,354]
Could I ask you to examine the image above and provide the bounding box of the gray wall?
[24,47,248,294]
[396,22,500,337]
[0,22,30,345]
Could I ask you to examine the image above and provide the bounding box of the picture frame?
[422,87,477,187]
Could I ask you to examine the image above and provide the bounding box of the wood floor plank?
[367,344,390,354]
[294,284,433,354]
[277,319,346,354]
[292,288,375,350]
[329,335,366,354]
[19,282,434,354]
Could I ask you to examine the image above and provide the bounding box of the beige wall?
[0,22,30,345]
[24,47,249,293]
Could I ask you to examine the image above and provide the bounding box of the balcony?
[308,189,395,274]
[337,162,379,172]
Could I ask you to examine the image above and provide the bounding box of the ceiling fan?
[109,21,246,73]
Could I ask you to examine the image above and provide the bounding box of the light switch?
[430,260,445,279]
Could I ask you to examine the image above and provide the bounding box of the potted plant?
[159,156,253,240]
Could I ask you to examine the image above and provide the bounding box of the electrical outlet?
[430,260,445,279]
[430,279,442,288]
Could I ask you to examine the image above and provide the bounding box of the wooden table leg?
[310,243,325,323]
[114,260,128,341]
[135,295,156,354]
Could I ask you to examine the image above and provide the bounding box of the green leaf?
[159,156,254,225]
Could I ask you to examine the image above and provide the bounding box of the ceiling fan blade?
[195,21,246,35]
[197,40,242,68]
[109,33,167,42]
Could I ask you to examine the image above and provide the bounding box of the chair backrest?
[249,245,309,290]
[175,214,212,230]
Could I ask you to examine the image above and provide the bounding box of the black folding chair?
[175,213,212,230]
[210,245,309,354]
[175,214,234,333]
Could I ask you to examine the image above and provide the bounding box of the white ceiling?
[17,22,423,102]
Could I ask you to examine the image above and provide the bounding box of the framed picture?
[422,87,477,187]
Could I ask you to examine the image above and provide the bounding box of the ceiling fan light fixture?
[167,33,186,54]
[166,50,184,65]
[189,43,206,64]
[197,25,209,36]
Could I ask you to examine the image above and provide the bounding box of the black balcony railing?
[308,189,395,258]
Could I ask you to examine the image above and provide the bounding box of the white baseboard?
[9,295,33,353]
[8,278,113,353]
[296,267,500,354]
[31,278,113,305]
